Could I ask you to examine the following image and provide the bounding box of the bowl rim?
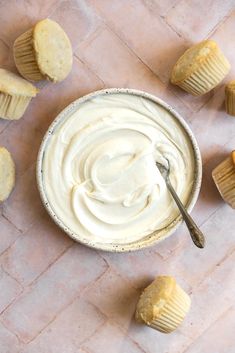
[36,87,202,252]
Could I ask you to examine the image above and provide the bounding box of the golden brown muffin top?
[231,151,235,166]
[135,276,176,324]
[0,68,38,97]
[171,40,222,84]
[0,147,15,202]
[225,80,235,92]
[33,19,73,82]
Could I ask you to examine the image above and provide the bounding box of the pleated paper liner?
[212,152,235,209]
[171,41,230,96]
[135,276,191,333]
[13,28,45,81]
[147,283,191,333]
[0,92,32,120]
[179,52,230,96]
[225,81,235,116]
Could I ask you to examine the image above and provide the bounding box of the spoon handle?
[166,179,205,248]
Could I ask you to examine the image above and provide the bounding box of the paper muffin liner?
[0,92,32,120]
[178,52,230,96]
[148,284,191,333]
[212,152,235,209]
[13,28,45,81]
[225,83,235,116]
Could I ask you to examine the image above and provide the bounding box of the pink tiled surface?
[0,1,235,352]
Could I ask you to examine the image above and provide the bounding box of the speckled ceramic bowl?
[37,88,202,252]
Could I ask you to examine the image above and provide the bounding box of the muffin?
[0,147,15,202]
[0,68,38,120]
[171,40,230,96]
[225,81,235,116]
[13,19,73,83]
[212,151,235,208]
[135,276,191,333]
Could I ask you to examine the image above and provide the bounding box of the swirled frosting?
[43,93,195,244]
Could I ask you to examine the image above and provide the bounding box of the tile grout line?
[197,204,222,228]
[0,231,22,259]
[25,296,85,345]
[73,23,105,54]
[98,251,160,291]
[23,294,87,345]
[0,285,24,317]
[12,293,83,345]
[167,87,195,114]
[74,20,196,118]
[77,4,221,116]
[181,306,233,353]
[0,267,24,317]
[0,279,27,318]
[144,0,182,19]
[79,3,177,85]
[96,251,110,269]
[193,247,235,292]
[155,237,188,261]
[0,36,10,50]
[74,307,107,349]
[74,53,111,93]
[83,297,147,352]
[77,257,110,295]
[111,318,148,353]
[81,266,140,326]
[0,121,12,135]
[96,14,165,82]
[46,0,66,19]
[107,261,145,292]
[73,55,106,87]
[201,134,235,168]
[207,8,235,39]
[2,213,24,234]
[81,318,148,353]
[162,5,235,44]
[0,246,89,343]
[0,265,24,289]
[98,253,137,286]
[161,15,185,39]
[195,88,223,115]
[0,316,23,345]
[28,242,74,288]
[21,261,109,345]
[80,321,108,350]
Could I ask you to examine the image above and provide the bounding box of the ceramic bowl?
[37,88,202,252]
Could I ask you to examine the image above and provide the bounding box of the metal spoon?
[156,160,205,248]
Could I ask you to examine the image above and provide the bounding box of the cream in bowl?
[37,89,202,251]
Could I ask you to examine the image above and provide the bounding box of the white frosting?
[43,93,195,244]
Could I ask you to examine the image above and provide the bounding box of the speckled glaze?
[36,88,202,252]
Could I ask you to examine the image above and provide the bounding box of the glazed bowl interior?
[37,88,202,252]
